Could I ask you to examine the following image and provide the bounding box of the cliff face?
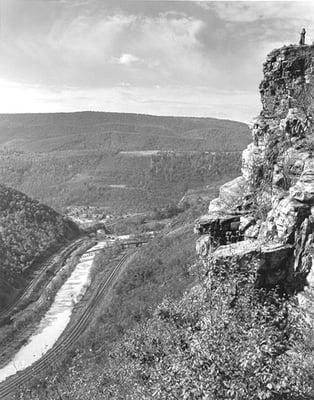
[195,44,314,295]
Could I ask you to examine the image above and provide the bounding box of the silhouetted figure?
[299,28,306,45]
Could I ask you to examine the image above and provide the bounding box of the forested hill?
[0,112,250,153]
[0,184,80,308]
[0,112,250,212]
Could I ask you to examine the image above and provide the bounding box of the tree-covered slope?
[0,184,80,308]
[0,112,250,212]
[0,149,243,212]
[0,112,250,153]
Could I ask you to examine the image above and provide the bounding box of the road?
[0,248,137,399]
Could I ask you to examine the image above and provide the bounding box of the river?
[0,241,105,383]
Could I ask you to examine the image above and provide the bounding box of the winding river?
[0,241,105,383]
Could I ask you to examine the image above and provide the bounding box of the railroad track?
[84,239,147,254]
[0,237,90,324]
[0,249,137,399]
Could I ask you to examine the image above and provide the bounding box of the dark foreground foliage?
[99,267,314,400]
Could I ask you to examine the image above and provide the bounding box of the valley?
[0,239,140,398]
[0,111,225,397]
[0,112,246,392]
[0,201,201,398]
[0,112,250,212]
[0,85,313,398]
[2,1,314,399]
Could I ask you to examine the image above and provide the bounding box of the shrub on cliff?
[99,265,314,400]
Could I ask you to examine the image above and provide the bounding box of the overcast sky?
[0,0,314,122]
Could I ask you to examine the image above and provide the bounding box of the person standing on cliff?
[299,28,306,45]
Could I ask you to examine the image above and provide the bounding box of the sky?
[0,1,314,122]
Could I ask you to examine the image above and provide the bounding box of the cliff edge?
[195,44,314,297]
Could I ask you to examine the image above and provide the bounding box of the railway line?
[0,248,137,399]
[0,237,90,324]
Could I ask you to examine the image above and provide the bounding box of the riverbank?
[0,245,141,398]
[0,239,95,370]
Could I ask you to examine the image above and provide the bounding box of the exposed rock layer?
[195,44,314,292]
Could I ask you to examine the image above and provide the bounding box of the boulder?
[209,240,294,288]
[195,213,243,249]
[218,176,249,207]
[290,158,314,202]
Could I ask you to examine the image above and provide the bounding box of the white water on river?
[0,241,105,383]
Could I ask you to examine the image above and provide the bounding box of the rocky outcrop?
[195,44,314,293]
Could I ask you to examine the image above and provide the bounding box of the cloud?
[117,53,139,66]
[0,78,257,122]
[1,1,314,121]
[0,7,210,90]
[202,1,314,24]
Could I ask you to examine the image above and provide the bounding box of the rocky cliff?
[195,44,314,297]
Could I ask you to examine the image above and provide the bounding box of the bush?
[100,264,314,400]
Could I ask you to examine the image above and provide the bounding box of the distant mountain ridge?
[0,112,251,212]
[0,111,250,153]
